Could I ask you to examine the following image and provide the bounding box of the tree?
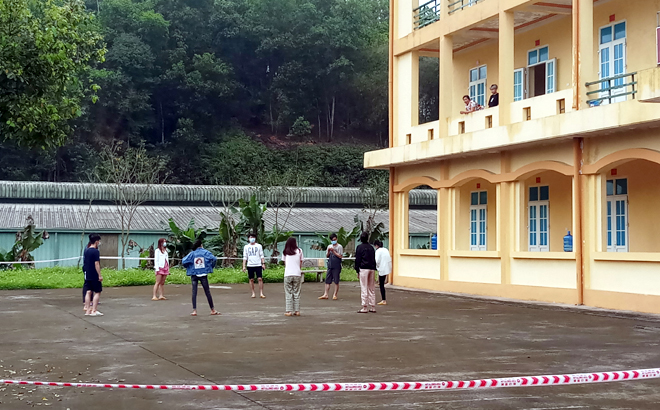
[92,142,168,268]
[166,218,208,266]
[0,0,106,148]
[359,170,389,242]
[0,216,50,269]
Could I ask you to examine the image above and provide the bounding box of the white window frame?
[515,45,556,100]
[528,185,550,252]
[606,178,629,252]
[598,20,627,104]
[514,68,526,101]
[469,191,487,251]
[469,65,487,108]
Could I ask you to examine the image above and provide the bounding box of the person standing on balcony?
[488,84,499,108]
[355,232,377,313]
[460,95,481,114]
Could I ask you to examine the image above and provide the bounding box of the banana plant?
[263,225,294,263]
[309,225,360,255]
[238,195,266,239]
[166,218,208,266]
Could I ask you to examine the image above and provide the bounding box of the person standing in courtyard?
[281,237,304,317]
[319,233,343,300]
[182,240,220,316]
[374,240,392,305]
[152,238,170,301]
[83,233,103,317]
[243,233,266,298]
[354,232,377,313]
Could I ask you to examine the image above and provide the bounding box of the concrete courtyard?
[1,281,660,409]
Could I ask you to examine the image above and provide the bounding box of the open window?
[514,46,556,100]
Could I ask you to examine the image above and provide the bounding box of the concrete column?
[499,153,514,285]
[573,0,594,110]
[394,52,419,145]
[438,35,454,138]
[498,10,515,126]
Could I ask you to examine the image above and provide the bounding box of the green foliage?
[0,216,49,269]
[310,226,360,254]
[289,117,312,139]
[262,226,294,262]
[238,195,266,239]
[0,0,390,185]
[166,218,208,265]
[0,0,106,148]
[0,265,358,290]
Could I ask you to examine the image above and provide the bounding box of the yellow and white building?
[365,0,660,313]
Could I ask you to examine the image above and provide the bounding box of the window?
[529,186,549,252]
[606,178,628,252]
[469,65,487,107]
[599,21,627,104]
[514,68,525,101]
[406,133,412,144]
[470,191,487,251]
[515,46,556,100]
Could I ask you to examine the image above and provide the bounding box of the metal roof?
[0,181,437,207]
[0,204,437,235]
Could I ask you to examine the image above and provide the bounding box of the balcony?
[585,72,637,106]
[413,0,441,30]
[365,66,660,169]
[447,0,486,15]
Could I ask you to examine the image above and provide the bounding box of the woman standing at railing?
[153,238,170,301]
[460,95,482,114]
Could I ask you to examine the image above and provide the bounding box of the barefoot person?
[182,240,220,316]
[281,237,304,317]
[374,240,392,305]
[319,233,342,300]
[242,233,266,298]
[83,234,103,317]
[152,238,170,301]
[354,232,377,313]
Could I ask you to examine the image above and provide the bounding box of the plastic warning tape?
[2,368,659,392]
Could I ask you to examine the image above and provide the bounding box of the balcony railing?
[413,0,440,30]
[586,72,638,106]
[447,0,485,15]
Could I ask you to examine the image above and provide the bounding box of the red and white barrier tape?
[2,368,659,392]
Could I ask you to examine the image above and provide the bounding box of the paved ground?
[1,282,660,409]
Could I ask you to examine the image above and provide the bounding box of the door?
[606,196,628,252]
[599,22,627,104]
[529,202,549,252]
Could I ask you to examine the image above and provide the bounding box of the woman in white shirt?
[153,238,170,301]
[374,240,392,305]
[281,237,304,317]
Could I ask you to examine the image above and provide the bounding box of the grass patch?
[0,265,358,290]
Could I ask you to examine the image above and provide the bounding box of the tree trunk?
[160,101,165,144]
[329,96,336,142]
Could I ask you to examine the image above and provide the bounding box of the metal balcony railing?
[585,72,637,106]
[413,0,440,30]
[447,0,485,15]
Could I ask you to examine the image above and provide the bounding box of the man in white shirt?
[242,233,266,298]
[374,240,392,305]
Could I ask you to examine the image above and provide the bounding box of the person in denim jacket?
[182,240,220,316]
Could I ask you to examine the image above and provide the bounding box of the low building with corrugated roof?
[0,181,437,268]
